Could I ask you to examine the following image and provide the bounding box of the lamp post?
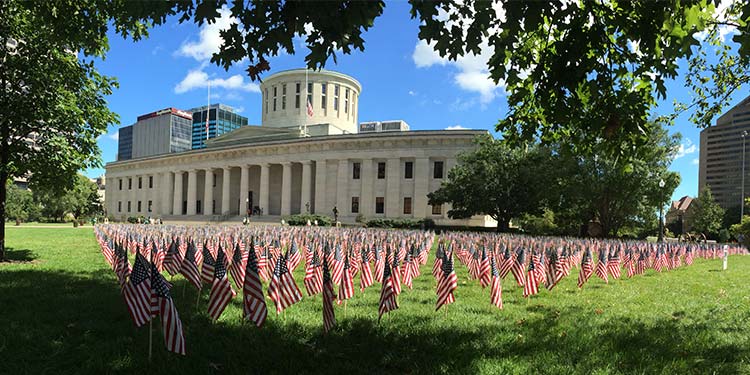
[658,178,665,243]
[742,131,748,221]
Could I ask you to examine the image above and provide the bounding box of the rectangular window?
[212,200,216,213]
[375,197,384,214]
[137,201,142,212]
[307,82,313,107]
[137,177,142,189]
[282,84,287,110]
[128,178,132,190]
[273,86,277,111]
[321,83,327,109]
[127,201,131,213]
[196,200,201,214]
[148,200,152,212]
[432,204,442,215]
[149,176,153,188]
[377,162,386,179]
[353,162,361,180]
[351,196,360,213]
[334,85,340,111]
[345,88,350,113]
[403,197,412,215]
[265,89,269,113]
[119,179,122,190]
[118,201,122,212]
[404,161,413,179]
[213,173,217,187]
[295,83,301,108]
[434,161,444,179]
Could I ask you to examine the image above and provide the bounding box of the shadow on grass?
[0,268,746,374]
[0,247,37,263]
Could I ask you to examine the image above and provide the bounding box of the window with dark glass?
[137,201,142,212]
[432,204,442,215]
[149,176,153,188]
[345,88,350,113]
[351,196,359,213]
[404,161,413,179]
[377,162,385,179]
[403,197,412,215]
[282,84,287,110]
[375,197,384,214]
[321,83,327,109]
[119,179,122,190]
[295,83,301,108]
[353,162,361,179]
[138,177,142,189]
[265,89,269,113]
[213,173,217,187]
[273,86,277,111]
[196,200,201,214]
[148,200,152,212]
[307,82,313,107]
[433,161,444,179]
[334,85,340,110]
[128,178,132,190]
[127,201,131,212]
[118,201,122,212]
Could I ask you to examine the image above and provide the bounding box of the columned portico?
[172,171,184,215]
[204,168,214,216]
[314,160,326,214]
[259,163,270,215]
[240,165,250,215]
[336,159,348,217]
[161,172,172,215]
[301,161,312,213]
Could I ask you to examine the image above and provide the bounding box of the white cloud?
[408,90,417,96]
[174,68,260,94]
[412,40,448,68]
[234,106,245,113]
[675,138,698,159]
[694,0,737,41]
[446,125,467,130]
[107,131,119,141]
[692,158,699,165]
[177,7,236,61]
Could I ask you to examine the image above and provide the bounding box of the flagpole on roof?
[305,67,308,137]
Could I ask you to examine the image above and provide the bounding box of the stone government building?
[105,69,495,227]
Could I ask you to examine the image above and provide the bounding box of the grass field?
[1,227,749,374]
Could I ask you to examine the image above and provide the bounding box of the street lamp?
[742,131,748,221]
[658,179,666,243]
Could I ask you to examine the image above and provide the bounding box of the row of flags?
[94,224,744,356]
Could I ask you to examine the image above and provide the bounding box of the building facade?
[190,103,249,150]
[699,95,750,210]
[117,108,193,161]
[105,69,494,227]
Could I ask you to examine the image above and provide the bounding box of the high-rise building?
[190,103,248,150]
[698,95,750,210]
[117,108,193,161]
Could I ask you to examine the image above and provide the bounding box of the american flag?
[378,257,399,321]
[100,237,115,269]
[304,249,323,296]
[498,247,514,279]
[550,251,565,290]
[489,256,503,309]
[115,243,131,291]
[390,255,402,296]
[322,259,336,333]
[287,241,302,272]
[685,249,694,265]
[478,247,491,288]
[243,240,267,327]
[268,254,302,313]
[359,249,374,292]
[436,251,457,311]
[432,242,444,280]
[207,247,236,321]
[201,243,216,286]
[331,244,345,285]
[338,254,354,304]
[607,251,621,280]
[594,250,609,284]
[229,243,247,290]
[122,252,151,327]
[151,263,186,355]
[510,249,526,287]
[523,258,539,297]
[306,97,314,117]
[577,249,594,288]
[401,250,414,289]
[636,251,647,275]
[163,240,183,276]
[374,247,385,282]
[180,241,202,290]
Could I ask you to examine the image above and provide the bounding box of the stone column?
[259,163,270,215]
[151,173,160,216]
[336,159,348,217]
[161,172,172,215]
[240,165,250,215]
[301,161,312,213]
[413,158,429,218]
[314,160,327,214]
[186,169,198,215]
[221,167,231,215]
[280,162,292,216]
[385,158,401,217]
[204,168,214,216]
[360,158,373,217]
[172,171,183,215]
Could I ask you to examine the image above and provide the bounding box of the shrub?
[283,213,333,226]
[365,218,434,230]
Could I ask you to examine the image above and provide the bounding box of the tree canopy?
[691,187,725,239]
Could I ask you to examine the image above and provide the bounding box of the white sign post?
[723,245,729,270]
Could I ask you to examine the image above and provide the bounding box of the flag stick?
[344,300,347,318]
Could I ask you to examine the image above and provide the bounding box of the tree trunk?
[0,173,6,261]
[495,217,510,232]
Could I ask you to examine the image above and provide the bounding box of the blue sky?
[86,1,749,202]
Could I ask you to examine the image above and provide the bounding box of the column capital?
[280,161,292,167]
[301,160,313,166]
[222,166,231,172]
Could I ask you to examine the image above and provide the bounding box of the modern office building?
[117,107,193,161]
[105,69,495,227]
[190,103,249,150]
[699,94,750,210]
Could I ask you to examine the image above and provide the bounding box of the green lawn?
[1,227,749,374]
